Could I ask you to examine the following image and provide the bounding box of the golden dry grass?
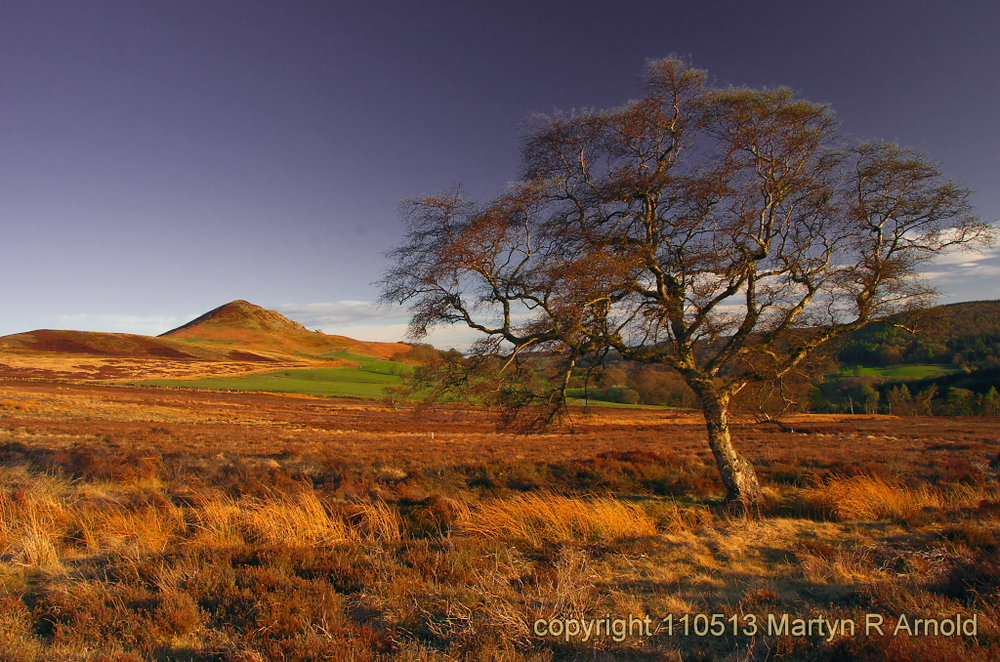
[0,471,72,567]
[0,348,307,381]
[188,488,353,547]
[1,480,402,566]
[804,474,999,521]
[0,380,997,660]
[459,492,658,544]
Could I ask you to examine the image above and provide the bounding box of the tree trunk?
[698,391,763,516]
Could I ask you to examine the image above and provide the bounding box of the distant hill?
[160,300,409,360]
[0,300,409,363]
[0,328,251,361]
[163,299,310,337]
[835,300,1000,367]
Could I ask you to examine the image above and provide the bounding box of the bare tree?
[379,59,993,513]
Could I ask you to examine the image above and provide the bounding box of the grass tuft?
[804,475,998,522]
[191,488,353,547]
[460,491,658,544]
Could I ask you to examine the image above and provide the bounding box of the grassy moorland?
[137,360,663,408]
[0,380,997,661]
[833,364,963,380]
[137,364,411,400]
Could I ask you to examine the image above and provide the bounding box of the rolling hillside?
[0,328,249,361]
[835,300,1000,367]
[0,300,412,386]
[161,300,409,360]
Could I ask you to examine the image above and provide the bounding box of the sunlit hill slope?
[0,300,410,385]
[160,300,408,360]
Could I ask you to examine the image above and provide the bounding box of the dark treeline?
[836,300,1000,367]
[400,302,1000,418]
[838,328,1000,367]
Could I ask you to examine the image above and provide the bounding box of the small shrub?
[403,495,468,538]
[936,553,1000,604]
[640,500,715,532]
[47,447,162,483]
[0,399,34,411]
[939,522,997,552]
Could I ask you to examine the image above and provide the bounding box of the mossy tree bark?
[699,391,762,516]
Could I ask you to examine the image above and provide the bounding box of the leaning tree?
[380,59,992,513]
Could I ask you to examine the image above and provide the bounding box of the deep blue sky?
[2,0,998,345]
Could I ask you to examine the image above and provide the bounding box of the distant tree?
[597,366,630,389]
[982,386,1000,417]
[395,343,443,363]
[860,383,882,415]
[379,59,993,513]
[886,384,914,416]
[600,386,641,405]
[943,387,977,416]
[631,367,696,407]
[914,385,938,416]
[879,345,904,365]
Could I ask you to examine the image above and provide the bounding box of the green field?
[137,362,668,406]
[139,362,962,404]
[302,349,392,362]
[834,364,962,380]
[138,364,410,399]
[565,397,667,409]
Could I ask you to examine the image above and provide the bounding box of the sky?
[2,0,998,347]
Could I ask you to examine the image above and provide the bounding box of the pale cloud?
[319,321,481,350]
[928,243,1000,266]
[958,264,1000,277]
[54,314,183,336]
[273,301,404,329]
[275,301,483,349]
[921,246,1000,281]
[917,242,1000,302]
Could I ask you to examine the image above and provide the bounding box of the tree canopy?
[380,58,993,512]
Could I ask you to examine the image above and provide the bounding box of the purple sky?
[2,1,998,347]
